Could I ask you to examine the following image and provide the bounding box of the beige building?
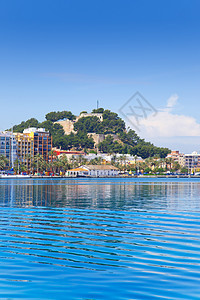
[167,151,185,167]
[66,165,119,177]
[14,128,52,170]
[14,132,34,169]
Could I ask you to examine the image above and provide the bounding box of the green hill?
[11,108,170,159]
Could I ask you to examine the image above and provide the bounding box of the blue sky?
[0,0,200,152]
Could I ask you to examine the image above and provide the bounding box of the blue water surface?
[0,178,200,299]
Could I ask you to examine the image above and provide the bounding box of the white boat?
[0,174,30,179]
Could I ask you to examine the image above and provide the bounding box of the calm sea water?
[0,178,200,299]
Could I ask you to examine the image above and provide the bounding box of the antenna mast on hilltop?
[97,100,99,110]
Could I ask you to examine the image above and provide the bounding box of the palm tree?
[0,160,5,171]
[134,155,138,164]
[145,157,156,172]
[25,153,33,174]
[172,162,181,172]
[70,155,77,168]
[90,158,98,165]
[159,158,166,170]
[111,154,117,166]
[121,154,127,171]
[19,163,28,173]
[14,158,20,174]
[117,156,124,171]
[76,154,87,167]
[96,156,103,165]
[0,155,9,171]
[33,154,45,174]
[139,161,147,174]
[59,154,70,172]
[133,155,139,174]
[165,157,173,171]
[48,150,57,162]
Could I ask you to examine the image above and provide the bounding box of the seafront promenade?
[1,174,200,179]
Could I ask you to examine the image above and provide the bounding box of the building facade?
[52,148,85,160]
[0,131,17,168]
[167,151,185,167]
[14,128,52,170]
[184,151,200,172]
[66,165,119,177]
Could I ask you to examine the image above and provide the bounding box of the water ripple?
[1,179,200,299]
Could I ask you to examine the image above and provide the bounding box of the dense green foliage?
[102,109,125,134]
[98,131,170,159]
[45,111,76,122]
[74,109,125,134]
[119,129,141,147]
[129,143,170,159]
[74,116,101,133]
[10,108,170,158]
[13,118,39,133]
[53,131,94,150]
[92,108,104,113]
[0,155,9,170]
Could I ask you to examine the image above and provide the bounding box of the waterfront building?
[0,131,17,168]
[14,127,52,170]
[167,151,185,167]
[84,153,112,162]
[83,153,143,165]
[184,151,200,173]
[53,148,85,160]
[66,165,119,177]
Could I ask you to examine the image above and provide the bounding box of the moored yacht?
[0,173,30,178]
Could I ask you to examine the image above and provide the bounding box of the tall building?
[0,131,17,168]
[14,128,52,170]
[184,151,200,172]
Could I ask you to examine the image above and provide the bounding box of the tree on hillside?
[74,116,102,133]
[92,108,104,113]
[13,118,39,133]
[45,111,76,122]
[119,129,141,147]
[98,135,125,153]
[101,110,126,134]
[10,108,171,158]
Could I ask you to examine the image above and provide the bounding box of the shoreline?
[1,175,200,179]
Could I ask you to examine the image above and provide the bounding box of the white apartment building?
[0,131,17,167]
[184,151,200,172]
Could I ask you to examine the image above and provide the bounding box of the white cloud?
[166,94,178,110]
[136,95,200,138]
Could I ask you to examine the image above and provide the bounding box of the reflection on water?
[1,178,200,211]
[0,178,200,299]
